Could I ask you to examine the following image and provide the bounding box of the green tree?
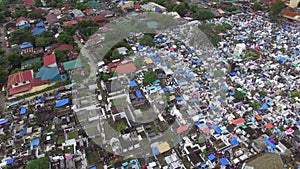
[192,8,215,20]
[173,3,188,16]
[27,12,43,19]
[8,52,23,68]
[226,6,238,12]
[63,26,76,36]
[270,0,286,16]
[11,68,22,74]
[34,0,43,7]
[252,2,263,11]
[117,122,127,132]
[140,35,155,47]
[111,49,124,60]
[134,57,144,68]
[54,50,68,62]
[25,157,49,169]
[143,70,157,84]
[75,2,88,11]
[57,33,74,45]
[9,28,34,45]
[250,100,261,110]
[78,20,95,29]
[13,9,27,18]
[0,69,8,84]
[233,91,244,101]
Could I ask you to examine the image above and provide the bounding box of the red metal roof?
[9,83,32,95]
[44,54,56,66]
[92,16,106,22]
[8,70,33,88]
[24,0,35,6]
[134,4,141,9]
[57,44,74,51]
[283,9,298,18]
[231,118,245,125]
[63,20,78,26]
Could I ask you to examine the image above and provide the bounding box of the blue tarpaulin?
[0,118,8,125]
[214,126,222,134]
[138,46,144,50]
[20,107,27,115]
[55,93,61,99]
[208,154,216,161]
[19,125,27,136]
[230,137,239,146]
[220,158,230,166]
[68,82,76,89]
[19,23,30,29]
[135,90,143,99]
[6,158,14,165]
[176,96,183,101]
[129,81,138,87]
[152,147,159,155]
[263,138,276,149]
[278,58,285,64]
[90,166,97,169]
[31,27,47,36]
[56,98,69,107]
[261,103,268,110]
[36,21,44,27]
[210,105,217,110]
[185,74,194,78]
[229,72,237,76]
[162,88,168,92]
[30,138,40,149]
[37,97,45,103]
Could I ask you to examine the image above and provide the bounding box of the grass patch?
[111,97,127,106]
[64,145,74,154]
[85,126,99,135]
[57,136,65,144]
[68,131,79,139]
[55,124,62,130]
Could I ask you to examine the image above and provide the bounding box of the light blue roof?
[35,66,61,82]
[20,42,33,49]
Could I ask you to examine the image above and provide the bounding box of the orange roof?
[265,123,274,129]
[255,114,262,121]
[177,125,188,134]
[231,118,245,125]
[282,9,298,18]
[115,63,137,74]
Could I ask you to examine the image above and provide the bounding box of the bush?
[234,91,244,101]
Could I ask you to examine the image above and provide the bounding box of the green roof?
[63,59,83,71]
[21,57,42,70]
[88,0,101,9]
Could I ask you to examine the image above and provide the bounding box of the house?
[117,47,128,55]
[285,0,300,8]
[16,17,30,27]
[63,59,83,72]
[31,27,47,36]
[115,62,137,74]
[44,54,57,67]
[57,44,74,51]
[23,0,35,6]
[7,70,34,95]
[20,42,34,55]
[71,9,85,18]
[45,14,59,25]
[63,20,78,27]
[91,16,106,24]
[35,66,66,82]
[88,0,101,9]
[141,2,167,13]
[282,9,300,21]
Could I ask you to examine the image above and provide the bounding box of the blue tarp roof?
[20,42,33,49]
[135,90,143,99]
[230,137,239,146]
[31,27,47,36]
[55,93,61,99]
[152,147,159,155]
[214,126,222,134]
[0,118,9,125]
[208,154,216,161]
[90,166,97,169]
[263,138,276,149]
[229,72,237,76]
[185,74,194,78]
[19,23,30,29]
[36,21,44,27]
[30,138,40,149]
[19,125,27,136]
[20,107,27,115]
[68,82,76,89]
[176,96,183,101]
[129,81,138,87]
[261,103,268,110]
[56,98,69,107]
[6,158,14,165]
[37,97,45,103]
[278,58,285,64]
[162,88,168,92]
[220,158,230,166]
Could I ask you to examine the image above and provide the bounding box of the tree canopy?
[57,32,74,45]
[25,157,49,169]
[139,35,155,47]
[143,70,157,84]
[252,2,263,11]
[9,28,34,45]
[270,0,286,16]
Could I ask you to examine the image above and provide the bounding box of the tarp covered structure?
[30,138,40,150]
[129,81,138,87]
[20,107,27,115]
[230,137,239,146]
[55,98,69,107]
[0,118,9,125]
[263,138,276,149]
[220,158,230,166]
[135,90,143,99]
[6,158,14,165]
